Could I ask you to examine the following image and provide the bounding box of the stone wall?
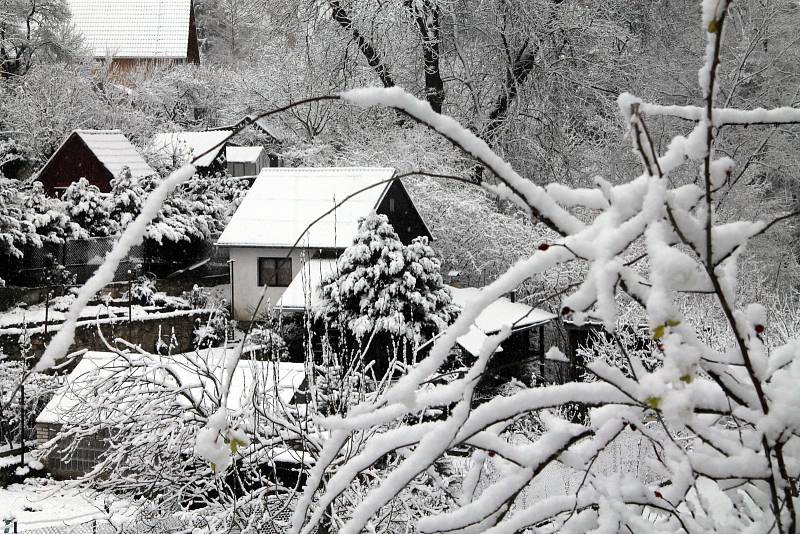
[0,309,212,360]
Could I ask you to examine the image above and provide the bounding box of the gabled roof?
[226,146,265,163]
[150,131,232,168]
[40,129,155,180]
[217,167,398,248]
[67,0,193,59]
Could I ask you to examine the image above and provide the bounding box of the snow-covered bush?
[0,358,58,448]
[61,178,118,237]
[128,273,157,306]
[194,307,229,349]
[184,284,212,309]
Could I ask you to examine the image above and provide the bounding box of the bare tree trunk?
[328,0,395,88]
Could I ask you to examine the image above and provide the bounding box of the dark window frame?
[258,257,292,287]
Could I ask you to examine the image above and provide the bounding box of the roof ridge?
[74,129,124,134]
[259,166,396,172]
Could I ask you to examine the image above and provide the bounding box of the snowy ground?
[0,293,194,330]
[2,478,131,529]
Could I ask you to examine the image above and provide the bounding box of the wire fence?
[3,235,228,287]
[4,498,299,534]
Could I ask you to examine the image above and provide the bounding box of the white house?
[215,167,432,321]
[149,130,233,173]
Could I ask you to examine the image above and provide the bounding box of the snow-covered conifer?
[317,213,457,346]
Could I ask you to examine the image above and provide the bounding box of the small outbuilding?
[216,167,432,321]
[36,129,155,195]
[66,0,200,81]
[226,146,269,178]
[150,130,233,174]
[35,349,306,478]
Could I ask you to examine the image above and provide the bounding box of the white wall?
[227,246,308,321]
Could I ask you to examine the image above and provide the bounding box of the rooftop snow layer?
[150,131,232,168]
[276,259,339,310]
[449,286,556,334]
[216,167,396,248]
[58,130,155,178]
[226,146,265,163]
[67,0,192,59]
[36,349,305,425]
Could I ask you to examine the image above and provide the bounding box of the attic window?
[258,258,292,287]
[389,198,396,212]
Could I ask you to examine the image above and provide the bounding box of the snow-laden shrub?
[249,326,288,361]
[0,358,59,447]
[184,284,211,309]
[129,273,157,306]
[194,307,229,349]
[61,178,118,237]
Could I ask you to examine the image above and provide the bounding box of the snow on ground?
[2,478,132,528]
[0,294,194,331]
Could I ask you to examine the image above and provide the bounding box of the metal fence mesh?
[7,235,228,287]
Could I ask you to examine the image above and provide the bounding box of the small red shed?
[36,130,156,196]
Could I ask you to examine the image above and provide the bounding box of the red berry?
[538,243,550,251]
[755,324,765,334]
[725,168,733,178]
[656,342,665,352]
[654,490,663,499]
[561,306,572,316]
[487,450,496,457]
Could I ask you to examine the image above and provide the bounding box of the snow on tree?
[108,166,149,231]
[18,180,84,242]
[285,6,800,534]
[61,178,118,237]
[317,213,457,346]
[0,177,35,262]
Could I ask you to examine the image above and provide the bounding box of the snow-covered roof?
[455,325,503,357]
[217,167,397,248]
[67,0,193,59]
[226,146,265,163]
[449,286,557,334]
[40,130,155,180]
[276,259,339,311]
[36,349,305,425]
[150,131,232,168]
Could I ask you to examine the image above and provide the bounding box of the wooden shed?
[66,0,200,82]
[35,130,155,195]
[226,146,269,177]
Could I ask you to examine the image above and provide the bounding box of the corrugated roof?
[216,167,397,248]
[67,0,192,59]
[150,131,232,168]
[226,146,264,163]
[74,130,155,178]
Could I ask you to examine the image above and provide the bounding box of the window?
[258,257,292,287]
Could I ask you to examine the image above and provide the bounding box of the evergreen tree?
[61,177,118,237]
[108,166,150,231]
[317,213,457,347]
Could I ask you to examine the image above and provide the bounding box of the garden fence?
[5,235,227,287]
